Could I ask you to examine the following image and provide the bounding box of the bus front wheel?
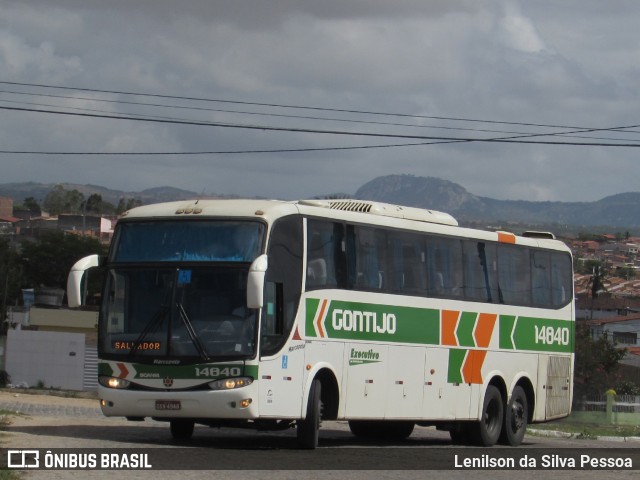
[170,419,195,440]
[297,378,322,449]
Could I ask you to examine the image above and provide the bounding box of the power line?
[0,88,581,137]
[3,91,640,143]
[3,104,640,148]
[0,79,625,132]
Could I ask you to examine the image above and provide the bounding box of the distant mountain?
[0,182,203,206]
[355,175,640,229]
[3,177,640,228]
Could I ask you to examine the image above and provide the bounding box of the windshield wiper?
[128,305,169,359]
[176,303,210,361]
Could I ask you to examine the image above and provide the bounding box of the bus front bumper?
[97,384,259,420]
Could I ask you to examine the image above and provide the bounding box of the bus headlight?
[99,376,131,389]
[208,377,253,391]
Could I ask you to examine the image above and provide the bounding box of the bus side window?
[261,281,284,352]
[426,237,463,298]
[352,226,387,290]
[551,252,573,307]
[532,251,551,307]
[306,219,346,290]
[463,241,498,303]
[497,245,532,306]
[388,231,426,294]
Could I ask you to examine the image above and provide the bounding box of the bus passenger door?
[257,282,304,418]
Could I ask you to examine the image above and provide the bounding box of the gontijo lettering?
[332,308,397,334]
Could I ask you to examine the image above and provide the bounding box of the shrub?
[0,370,10,388]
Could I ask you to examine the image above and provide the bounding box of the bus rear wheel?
[471,385,503,446]
[170,419,195,440]
[297,378,322,449]
[500,386,528,446]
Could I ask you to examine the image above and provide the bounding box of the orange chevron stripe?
[462,350,487,384]
[474,313,497,348]
[316,299,328,338]
[441,310,459,346]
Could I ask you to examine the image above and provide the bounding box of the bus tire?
[472,385,503,446]
[297,378,322,449]
[170,419,194,440]
[500,386,528,446]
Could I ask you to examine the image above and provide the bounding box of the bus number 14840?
[535,325,570,346]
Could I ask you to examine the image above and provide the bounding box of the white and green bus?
[67,198,574,448]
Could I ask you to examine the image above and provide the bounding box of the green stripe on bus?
[499,315,516,350]
[306,297,321,336]
[305,297,573,354]
[99,362,114,376]
[308,299,440,345]
[511,316,574,353]
[456,312,477,347]
[448,349,466,383]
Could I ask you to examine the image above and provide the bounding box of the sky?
[1,0,640,202]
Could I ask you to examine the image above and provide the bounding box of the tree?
[0,238,24,329]
[43,185,85,215]
[573,322,627,397]
[19,231,107,290]
[23,197,41,212]
[84,194,116,215]
[116,197,142,215]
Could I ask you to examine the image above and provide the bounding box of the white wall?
[5,330,86,390]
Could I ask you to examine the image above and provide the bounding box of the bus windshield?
[111,220,264,263]
[100,220,265,362]
[101,267,257,362]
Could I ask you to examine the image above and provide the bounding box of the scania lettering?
[67,198,574,449]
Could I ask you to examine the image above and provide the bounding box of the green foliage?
[19,231,107,290]
[0,370,10,387]
[574,322,627,397]
[116,197,142,215]
[615,380,640,396]
[0,238,24,324]
[22,196,41,212]
[85,194,116,215]
[43,184,85,215]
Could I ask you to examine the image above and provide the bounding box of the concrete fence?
[573,392,640,425]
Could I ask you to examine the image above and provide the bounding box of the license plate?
[155,400,181,411]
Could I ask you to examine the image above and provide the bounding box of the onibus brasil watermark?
[6,450,152,470]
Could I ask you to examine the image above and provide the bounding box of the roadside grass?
[529,417,640,438]
[0,387,96,400]
[0,410,12,429]
[0,411,23,480]
[0,472,23,480]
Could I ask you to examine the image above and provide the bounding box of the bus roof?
[121,198,456,225]
[119,198,570,252]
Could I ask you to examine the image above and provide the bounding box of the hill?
[0,183,201,207]
[355,175,640,229]
[3,177,640,229]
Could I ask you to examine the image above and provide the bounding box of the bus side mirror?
[247,254,268,309]
[67,254,101,308]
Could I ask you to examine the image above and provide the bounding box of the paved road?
[1,392,638,480]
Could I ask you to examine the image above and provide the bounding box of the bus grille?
[328,200,373,213]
